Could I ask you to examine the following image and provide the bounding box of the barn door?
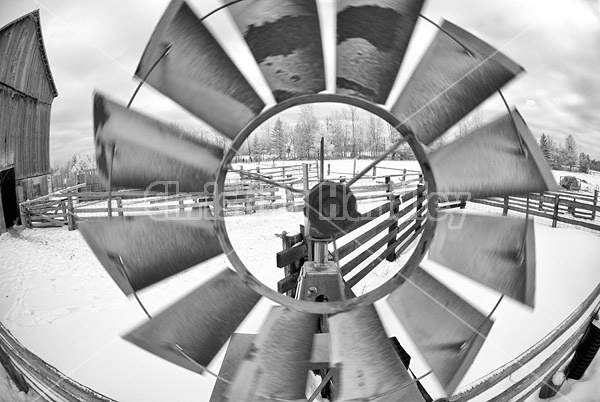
[0,168,19,230]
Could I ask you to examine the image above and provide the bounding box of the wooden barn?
[0,10,57,232]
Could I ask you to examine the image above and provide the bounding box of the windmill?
[79,0,557,400]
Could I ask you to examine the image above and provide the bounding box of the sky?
[1,0,600,165]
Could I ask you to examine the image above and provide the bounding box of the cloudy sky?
[1,0,599,165]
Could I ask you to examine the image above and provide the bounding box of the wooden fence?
[19,184,84,230]
[21,162,423,230]
[50,163,320,192]
[472,189,600,232]
[50,169,106,193]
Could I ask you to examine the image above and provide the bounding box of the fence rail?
[0,322,116,402]
[472,189,600,232]
[22,162,423,230]
[276,185,433,295]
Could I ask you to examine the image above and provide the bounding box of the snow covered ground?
[2,162,600,401]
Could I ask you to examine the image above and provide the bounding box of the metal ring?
[214,94,438,314]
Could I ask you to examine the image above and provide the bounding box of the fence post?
[386,176,399,262]
[593,189,598,221]
[21,204,32,229]
[302,164,312,261]
[19,203,28,229]
[402,168,406,183]
[327,164,330,176]
[179,199,185,214]
[281,231,305,298]
[282,165,286,179]
[0,192,6,234]
[245,183,256,215]
[372,166,377,179]
[62,197,68,222]
[415,184,425,233]
[67,195,76,231]
[117,198,124,217]
[503,196,509,216]
[303,163,310,192]
[552,193,560,228]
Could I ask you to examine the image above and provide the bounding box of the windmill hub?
[305,181,359,237]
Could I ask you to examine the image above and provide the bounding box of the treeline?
[240,105,414,162]
[52,153,96,175]
[539,133,599,173]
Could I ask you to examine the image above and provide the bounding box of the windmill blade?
[226,307,318,401]
[79,209,222,295]
[229,0,325,102]
[391,20,523,145]
[336,0,424,104]
[429,213,535,307]
[93,93,223,193]
[122,269,261,374]
[329,304,425,401]
[387,267,494,394]
[135,0,265,139]
[429,108,558,199]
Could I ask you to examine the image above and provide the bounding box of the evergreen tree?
[579,152,590,173]
[539,133,553,167]
[270,117,287,160]
[565,134,579,171]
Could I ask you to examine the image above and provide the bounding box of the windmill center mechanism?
[305,181,360,237]
[214,95,438,315]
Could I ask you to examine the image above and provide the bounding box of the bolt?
[307,286,318,296]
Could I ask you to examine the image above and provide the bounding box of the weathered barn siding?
[19,174,48,201]
[0,85,52,179]
[0,10,57,213]
[0,11,56,103]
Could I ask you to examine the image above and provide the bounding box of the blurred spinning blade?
[229,0,325,102]
[388,267,494,395]
[391,20,523,145]
[93,93,223,193]
[429,213,535,307]
[79,208,222,295]
[336,0,424,104]
[329,305,425,401]
[135,0,265,139]
[429,108,558,199]
[122,269,261,374]
[226,307,318,401]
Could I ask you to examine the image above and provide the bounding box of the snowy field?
[2,161,600,401]
[552,170,600,194]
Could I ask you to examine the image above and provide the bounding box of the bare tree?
[326,111,347,158]
[293,105,320,159]
[366,114,384,157]
[344,106,360,158]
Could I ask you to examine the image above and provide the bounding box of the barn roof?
[0,10,58,98]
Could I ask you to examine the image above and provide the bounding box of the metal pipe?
[314,241,328,265]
